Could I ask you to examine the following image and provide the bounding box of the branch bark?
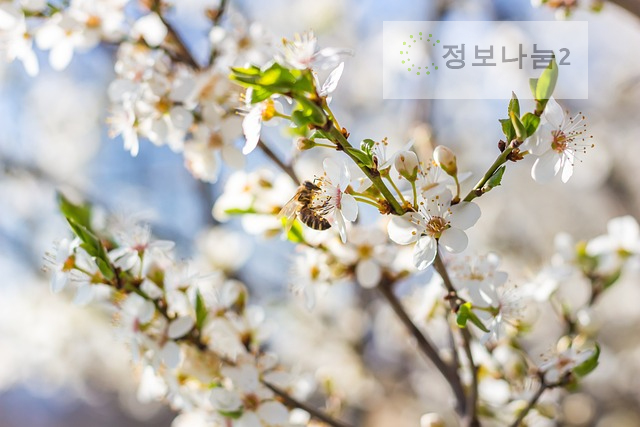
[608,0,640,20]
[378,279,467,416]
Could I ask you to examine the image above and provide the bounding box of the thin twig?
[208,0,229,66]
[257,139,300,183]
[433,253,479,427]
[378,279,467,416]
[265,382,353,427]
[608,0,640,20]
[151,0,201,69]
[508,373,569,427]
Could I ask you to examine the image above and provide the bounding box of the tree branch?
[433,253,479,427]
[264,381,353,427]
[378,279,467,416]
[608,0,640,21]
[257,139,300,183]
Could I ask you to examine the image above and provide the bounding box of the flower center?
[358,245,373,259]
[551,130,570,153]
[425,216,448,236]
[242,393,260,412]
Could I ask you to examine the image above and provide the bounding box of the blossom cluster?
[46,195,318,427]
[31,9,636,427]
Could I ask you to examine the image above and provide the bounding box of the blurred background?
[2,0,640,426]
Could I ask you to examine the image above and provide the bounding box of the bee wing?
[277,197,299,234]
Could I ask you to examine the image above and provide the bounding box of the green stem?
[463,147,513,202]
[353,196,381,209]
[385,175,408,205]
[327,127,404,215]
[411,181,418,207]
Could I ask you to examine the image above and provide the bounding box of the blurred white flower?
[0,4,39,75]
[279,30,352,71]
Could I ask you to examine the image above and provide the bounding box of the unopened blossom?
[279,30,352,71]
[394,150,419,181]
[132,13,167,47]
[387,190,480,269]
[522,97,594,183]
[433,145,458,176]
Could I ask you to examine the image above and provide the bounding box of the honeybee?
[279,181,332,232]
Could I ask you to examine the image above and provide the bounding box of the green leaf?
[536,56,558,102]
[284,218,306,244]
[510,111,526,142]
[521,113,541,137]
[484,165,506,191]
[361,139,375,157]
[346,147,374,168]
[249,87,274,103]
[57,192,92,230]
[218,409,244,420]
[309,130,332,141]
[223,207,258,216]
[295,98,327,127]
[508,92,520,117]
[499,118,515,143]
[456,302,490,333]
[529,78,538,99]
[602,268,623,290]
[65,218,115,279]
[573,344,600,377]
[195,291,208,331]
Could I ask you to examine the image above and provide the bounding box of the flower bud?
[433,145,458,176]
[296,137,315,151]
[394,150,419,181]
[420,413,445,427]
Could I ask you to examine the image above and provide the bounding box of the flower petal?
[560,160,573,183]
[531,150,561,183]
[388,214,421,245]
[323,157,342,184]
[413,236,437,270]
[339,193,358,222]
[439,227,468,253]
[448,202,481,230]
[257,401,289,425]
[335,210,347,243]
[242,106,262,154]
[356,259,381,288]
[543,97,566,129]
[167,316,195,339]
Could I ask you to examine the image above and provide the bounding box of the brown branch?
[257,139,300,183]
[508,373,570,427]
[608,0,640,20]
[151,0,201,69]
[265,382,353,427]
[378,279,467,416]
[433,253,479,427]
